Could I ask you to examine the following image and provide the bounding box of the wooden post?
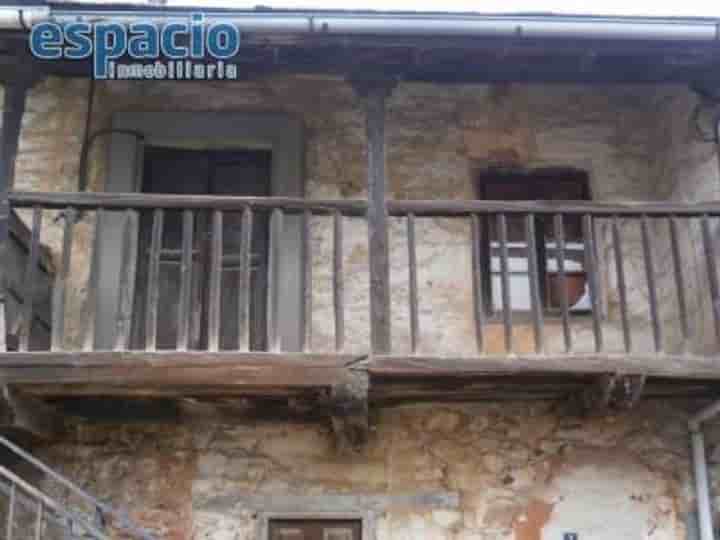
[0,82,28,354]
[352,77,396,355]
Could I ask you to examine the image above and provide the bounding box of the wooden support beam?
[351,76,397,355]
[0,387,63,441]
[570,373,647,416]
[0,82,28,360]
[327,371,370,454]
[366,354,720,380]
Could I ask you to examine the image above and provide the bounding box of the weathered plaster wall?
[29,401,694,540]
[645,89,720,354]
[8,77,716,355]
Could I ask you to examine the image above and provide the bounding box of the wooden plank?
[9,191,368,215]
[1,84,27,191]
[113,209,138,351]
[51,208,76,352]
[1,85,28,358]
[177,209,194,351]
[0,351,354,367]
[364,84,392,354]
[701,215,720,345]
[0,386,62,440]
[407,213,419,354]
[144,209,164,352]
[329,372,368,453]
[497,214,513,353]
[582,214,603,352]
[553,214,572,352]
[470,215,485,354]
[525,214,544,354]
[13,191,720,218]
[669,216,690,350]
[267,208,284,352]
[333,210,345,353]
[366,353,720,380]
[0,352,358,389]
[18,206,42,352]
[302,210,313,353]
[640,215,662,352]
[611,216,632,353]
[207,210,223,352]
[386,199,720,217]
[237,206,253,352]
[82,209,103,351]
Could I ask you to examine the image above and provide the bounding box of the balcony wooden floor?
[1,351,720,402]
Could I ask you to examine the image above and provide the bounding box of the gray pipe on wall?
[1,6,720,43]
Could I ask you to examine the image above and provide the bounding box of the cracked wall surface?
[29,401,696,540]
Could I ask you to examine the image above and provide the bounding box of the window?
[269,520,362,540]
[476,168,591,315]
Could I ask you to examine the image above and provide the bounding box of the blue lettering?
[93,23,127,79]
[64,23,92,59]
[161,22,188,59]
[30,22,63,60]
[190,14,204,58]
[206,23,239,59]
[128,23,159,58]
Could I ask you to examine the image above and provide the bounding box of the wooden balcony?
[3,191,720,408]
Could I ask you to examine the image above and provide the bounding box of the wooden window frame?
[258,513,375,540]
[475,166,591,318]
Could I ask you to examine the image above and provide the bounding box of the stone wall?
[7,77,718,355]
[28,401,696,540]
[3,78,720,540]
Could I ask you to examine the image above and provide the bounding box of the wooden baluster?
[114,209,138,351]
[582,214,603,352]
[237,206,253,352]
[207,210,223,352]
[470,214,485,354]
[267,208,283,352]
[82,209,103,352]
[333,210,345,353]
[497,213,513,353]
[144,209,164,352]
[553,214,572,352]
[525,214,544,354]
[302,210,313,353]
[51,208,76,352]
[611,216,632,353]
[5,483,14,540]
[640,215,662,352]
[701,215,720,344]
[19,206,42,351]
[177,209,194,351]
[669,216,690,351]
[34,501,43,540]
[407,213,419,354]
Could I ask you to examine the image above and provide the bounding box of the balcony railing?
[4,191,720,370]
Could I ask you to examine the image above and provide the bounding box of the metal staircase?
[0,435,156,540]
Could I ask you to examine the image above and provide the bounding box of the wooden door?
[269,520,362,540]
[134,147,271,350]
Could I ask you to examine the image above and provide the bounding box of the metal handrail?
[0,435,156,540]
[0,465,109,540]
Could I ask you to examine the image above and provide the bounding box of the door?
[134,146,271,350]
[269,520,362,540]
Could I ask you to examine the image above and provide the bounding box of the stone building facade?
[5,76,720,539]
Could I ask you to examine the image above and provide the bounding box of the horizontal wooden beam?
[387,199,720,217]
[0,352,719,399]
[366,353,720,380]
[0,386,63,440]
[0,352,361,391]
[8,191,368,216]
